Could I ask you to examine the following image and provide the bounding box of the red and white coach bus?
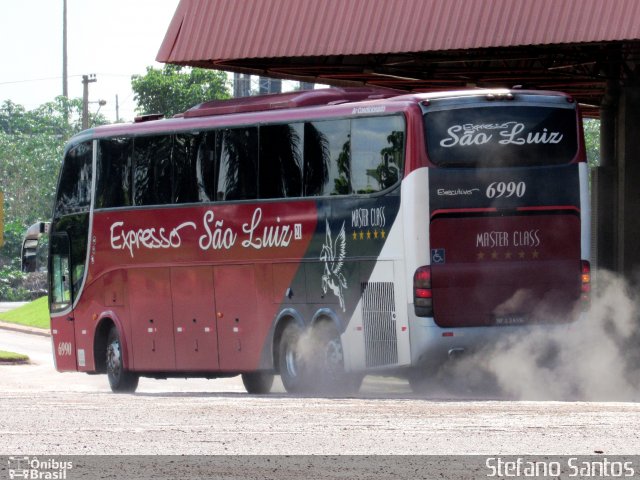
[47,87,590,394]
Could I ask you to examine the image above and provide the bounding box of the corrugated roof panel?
[157,0,640,63]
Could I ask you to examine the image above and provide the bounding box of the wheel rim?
[324,337,344,379]
[284,344,299,378]
[106,340,122,380]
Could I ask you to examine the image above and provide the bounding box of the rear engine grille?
[361,282,398,368]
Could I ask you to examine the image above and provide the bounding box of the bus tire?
[314,321,362,395]
[407,369,433,395]
[106,327,139,393]
[278,323,309,393]
[241,372,274,394]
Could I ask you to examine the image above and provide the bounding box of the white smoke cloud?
[448,270,640,401]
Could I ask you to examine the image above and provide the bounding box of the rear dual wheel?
[278,322,362,395]
[278,323,310,393]
[313,322,363,395]
[407,369,433,394]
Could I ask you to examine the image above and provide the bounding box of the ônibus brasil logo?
[7,457,73,480]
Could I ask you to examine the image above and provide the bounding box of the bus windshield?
[424,104,578,168]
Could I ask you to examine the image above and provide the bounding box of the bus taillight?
[414,266,433,317]
[581,260,591,306]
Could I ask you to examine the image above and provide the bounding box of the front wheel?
[241,372,274,394]
[106,327,139,393]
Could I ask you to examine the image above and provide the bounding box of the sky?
[0,0,181,122]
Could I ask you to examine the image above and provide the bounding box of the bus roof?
[84,87,573,140]
[181,86,400,118]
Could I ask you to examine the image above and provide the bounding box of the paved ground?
[1,329,639,458]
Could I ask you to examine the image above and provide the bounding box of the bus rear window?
[424,105,578,167]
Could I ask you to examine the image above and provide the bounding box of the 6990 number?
[486,181,526,199]
[57,341,72,356]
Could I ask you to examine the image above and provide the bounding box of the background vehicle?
[21,222,49,273]
[47,87,590,394]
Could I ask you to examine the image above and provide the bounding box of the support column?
[594,79,618,273]
[616,82,640,280]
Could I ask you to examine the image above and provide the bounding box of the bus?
[46,87,590,394]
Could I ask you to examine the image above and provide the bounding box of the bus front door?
[49,233,78,371]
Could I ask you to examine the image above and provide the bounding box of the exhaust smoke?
[448,270,640,401]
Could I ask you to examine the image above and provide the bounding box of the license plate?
[493,314,528,325]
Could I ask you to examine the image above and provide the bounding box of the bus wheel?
[106,327,139,393]
[278,323,309,393]
[314,322,362,395]
[241,372,274,394]
[407,369,433,395]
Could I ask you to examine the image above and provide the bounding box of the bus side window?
[259,123,303,199]
[217,127,258,201]
[133,135,173,206]
[55,141,93,216]
[351,116,405,194]
[303,119,351,196]
[96,137,132,208]
[173,133,200,204]
[195,131,219,203]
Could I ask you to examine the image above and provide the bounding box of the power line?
[0,72,135,86]
[0,75,82,86]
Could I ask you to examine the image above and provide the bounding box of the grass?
[0,296,50,329]
[0,350,29,362]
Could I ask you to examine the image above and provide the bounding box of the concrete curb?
[0,358,31,365]
[0,321,50,338]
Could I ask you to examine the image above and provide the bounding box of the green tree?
[334,136,351,195]
[0,97,98,229]
[0,96,106,287]
[131,65,231,118]
[583,118,600,168]
[0,96,106,138]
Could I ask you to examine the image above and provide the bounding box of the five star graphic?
[351,229,386,240]
[475,250,541,261]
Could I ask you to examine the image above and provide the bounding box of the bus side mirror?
[21,222,50,273]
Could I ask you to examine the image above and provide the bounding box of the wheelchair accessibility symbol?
[431,248,446,264]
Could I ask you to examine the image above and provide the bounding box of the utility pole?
[62,0,68,98]
[62,0,69,126]
[115,94,120,123]
[82,74,97,130]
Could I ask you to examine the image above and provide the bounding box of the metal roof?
[157,0,640,109]
[158,0,640,60]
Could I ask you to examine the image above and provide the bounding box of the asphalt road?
[0,302,27,313]
[1,329,640,457]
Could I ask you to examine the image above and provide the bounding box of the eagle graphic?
[320,219,347,312]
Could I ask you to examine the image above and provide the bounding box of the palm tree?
[303,123,330,196]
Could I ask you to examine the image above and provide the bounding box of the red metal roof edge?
[156,0,189,62]
[157,0,640,64]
